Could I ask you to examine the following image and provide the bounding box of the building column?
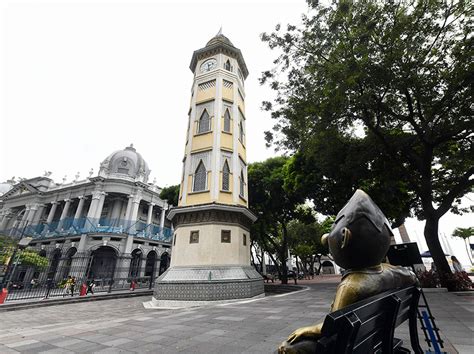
[86,191,102,228]
[110,198,123,221]
[46,202,58,224]
[73,196,86,224]
[74,196,86,219]
[94,192,106,222]
[128,194,141,233]
[146,203,155,235]
[58,199,72,230]
[124,195,134,227]
[0,210,12,231]
[26,204,39,224]
[159,203,166,230]
[31,204,46,225]
[19,205,31,228]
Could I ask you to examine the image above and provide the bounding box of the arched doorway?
[86,246,117,280]
[47,249,62,280]
[159,252,170,275]
[60,247,77,279]
[145,251,157,288]
[322,260,335,274]
[129,249,142,278]
[145,251,157,277]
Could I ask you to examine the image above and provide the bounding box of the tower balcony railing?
[1,217,173,242]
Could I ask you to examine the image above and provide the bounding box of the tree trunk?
[424,215,453,288]
[464,238,473,265]
[280,222,289,284]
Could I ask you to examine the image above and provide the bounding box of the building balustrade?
[3,217,173,242]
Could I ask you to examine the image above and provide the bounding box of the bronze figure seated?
[278,190,416,353]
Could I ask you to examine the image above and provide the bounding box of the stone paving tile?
[1,280,473,353]
[38,349,75,354]
[5,339,40,348]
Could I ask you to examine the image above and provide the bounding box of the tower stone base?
[147,265,264,308]
[147,203,263,308]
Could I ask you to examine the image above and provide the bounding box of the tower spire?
[216,26,222,36]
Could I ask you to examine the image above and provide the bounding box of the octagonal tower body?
[151,33,263,307]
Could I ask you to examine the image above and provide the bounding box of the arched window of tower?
[222,160,230,191]
[198,110,210,134]
[240,170,245,198]
[224,59,232,71]
[239,120,244,143]
[193,161,207,192]
[224,109,231,132]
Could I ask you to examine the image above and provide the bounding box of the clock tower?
[149,31,263,307]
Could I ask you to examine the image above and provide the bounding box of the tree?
[159,185,180,207]
[1,235,48,274]
[287,218,329,277]
[261,0,473,287]
[452,227,473,265]
[248,157,306,284]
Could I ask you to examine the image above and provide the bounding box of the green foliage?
[159,185,180,207]
[261,0,473,283]
[0,235,48,269]
[18,250,49,269]
[248,157,307,283]
[452,227,474,240]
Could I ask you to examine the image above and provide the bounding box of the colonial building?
[150,31,263,307]
[0,145,172,296]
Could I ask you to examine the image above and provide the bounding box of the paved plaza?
[0,277,472,353]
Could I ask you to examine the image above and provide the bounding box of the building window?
[190,231,199,244]
[193,161,207,192]
[198,110,210,134]
[222,160,230,191]
[117,168,129,174]
[239,121,244,143]
[221,230,231,243]
[240,170,245,197]
[223,109,231,132]
[224,59,232,71]
[243,234,247,246]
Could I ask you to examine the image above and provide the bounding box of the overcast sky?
[0,0,308,187]
[1,0,472,265]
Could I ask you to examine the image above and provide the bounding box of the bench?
[314,286,423,354]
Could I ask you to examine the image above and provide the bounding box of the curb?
[0,290,153,312]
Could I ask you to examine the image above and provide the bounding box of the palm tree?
[452,227,474,265]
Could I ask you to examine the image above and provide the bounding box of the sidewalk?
[0,288,153,312]
[0,276,471,353]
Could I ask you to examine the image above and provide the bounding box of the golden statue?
[279,190,416,353]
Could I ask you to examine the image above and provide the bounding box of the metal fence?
[0,246,169,302]
[3,217,173,242]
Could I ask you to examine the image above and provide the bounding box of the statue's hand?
[287,324,321,344]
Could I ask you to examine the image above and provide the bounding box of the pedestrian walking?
[70,276,76,296]
[86,280,95,295]
[62,276,72,297]
[451,256,464,272]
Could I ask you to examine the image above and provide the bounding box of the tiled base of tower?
[148,265,264,307]
[147,203,263,308]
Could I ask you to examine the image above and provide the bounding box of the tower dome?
[99,144,150,183]
[205,33,234,48]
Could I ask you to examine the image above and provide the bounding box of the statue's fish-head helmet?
[322,189,392,270]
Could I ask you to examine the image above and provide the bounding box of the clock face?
[200,59,217,72]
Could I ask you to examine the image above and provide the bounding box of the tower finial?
[217,26,222,36]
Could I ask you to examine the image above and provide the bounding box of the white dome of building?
[99,144,151,183]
